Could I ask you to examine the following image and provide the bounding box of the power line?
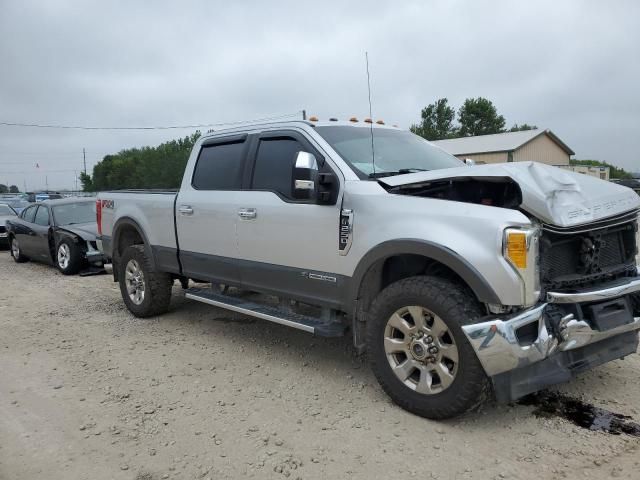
[0,111,303,131]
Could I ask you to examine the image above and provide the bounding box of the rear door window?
[192,141,246,190]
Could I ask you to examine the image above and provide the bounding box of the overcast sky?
[1,0,638,190]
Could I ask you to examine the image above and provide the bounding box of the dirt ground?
[1,252,639,480]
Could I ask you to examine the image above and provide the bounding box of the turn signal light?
[505,231,527,269]
[309,116,319,122]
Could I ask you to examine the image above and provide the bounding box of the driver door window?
[34,206,50,226]
[251,137,307,201]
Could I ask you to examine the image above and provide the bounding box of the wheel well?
[115,225,144,258]
[355,254,478,318]
[112,224,145,280]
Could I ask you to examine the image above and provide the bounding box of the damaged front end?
[379,162,640,402]
[383,176,523,210]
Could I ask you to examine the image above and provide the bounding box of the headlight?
[504,227,540,306]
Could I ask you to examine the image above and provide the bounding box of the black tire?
[9,236,29,263]
[367,276,491,419]
[118,245,173,318]
[55,238,85,275]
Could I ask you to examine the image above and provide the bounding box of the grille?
[540,218,637,290]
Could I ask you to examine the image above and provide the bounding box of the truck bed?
[98,190,179,272]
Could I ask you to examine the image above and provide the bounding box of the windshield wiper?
[368,168,428,179]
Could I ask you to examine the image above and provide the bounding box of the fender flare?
[346,239,501,307]
[111,217,156,269]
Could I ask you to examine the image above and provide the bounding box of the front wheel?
[367,276,491,419]
[118,245,173,317]
[10,237,29,263]
[56,239,84,275]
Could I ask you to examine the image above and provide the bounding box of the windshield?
[52,202,96,226]
[0,205,16,216]
[316,126,462,178]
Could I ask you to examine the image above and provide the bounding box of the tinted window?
[192,141,245,190]
[252,138,306,199]
[34,206,50,226]
[21,205,37,223]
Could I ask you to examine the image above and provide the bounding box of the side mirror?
[292,151,318,200]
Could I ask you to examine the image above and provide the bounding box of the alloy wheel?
[57,244,71,269]
[11,238,20,258]
[384,306,459,394]
[125,259,146,305]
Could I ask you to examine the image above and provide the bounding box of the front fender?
[346,239,502,307]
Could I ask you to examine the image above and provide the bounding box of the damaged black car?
[5,198,108,275]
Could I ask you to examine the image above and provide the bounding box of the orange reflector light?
[364,118,372,123]
[376,120,385,125]
[349,117,358,122]
[309,116,318,122]
[506,232,527,269]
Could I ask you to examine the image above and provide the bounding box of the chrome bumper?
[462,277,640,377]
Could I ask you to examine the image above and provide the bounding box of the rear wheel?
[118,245,173,317]
[10,237,29,263]
[56,239,84,275]
[367,276,490,419]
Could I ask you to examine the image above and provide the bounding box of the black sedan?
[6,198,107,274]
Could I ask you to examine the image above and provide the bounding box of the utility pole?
[74,170,78,192]
[83,148,87,175]
[45,175,49,191]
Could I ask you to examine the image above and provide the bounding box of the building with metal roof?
[431,129,574,165]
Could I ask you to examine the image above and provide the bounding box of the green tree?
[79,172,94,192]
[83,131,201,191]
[9,185,19,193]
[509,123,537,132]
[457,97,506,137]
[0,184,7,193]
[410,98,456,140]
[570,159,633,179]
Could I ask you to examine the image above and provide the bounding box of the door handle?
[238,208,257,219]
[178,205,194,216]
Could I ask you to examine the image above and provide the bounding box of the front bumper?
[85,249,107,266]
[462,274,640,402]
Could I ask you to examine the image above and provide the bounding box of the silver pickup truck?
[97,119,640,419]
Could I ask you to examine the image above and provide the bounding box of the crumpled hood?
[379,161,640,227]
[58,222,98,240]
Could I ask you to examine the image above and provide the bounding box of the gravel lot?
[1,252,639,479]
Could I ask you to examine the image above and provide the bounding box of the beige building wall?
[454,151,508,164]
[558,165,610,181]
[513,134,570,165]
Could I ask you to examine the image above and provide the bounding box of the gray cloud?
[1,0,638,190]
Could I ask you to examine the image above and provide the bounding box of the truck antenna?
[365,52,376,174]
